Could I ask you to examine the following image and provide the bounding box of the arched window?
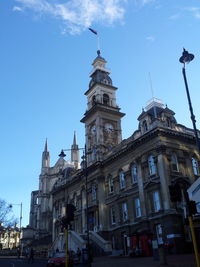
[142,120,148,132]
[103,94,109,105]
[131,163,137,183]
[171,153,179,172]
[192,157,199,175]
[148,155,156,175]
[119,171,125,189]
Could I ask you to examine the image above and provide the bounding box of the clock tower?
[81,50,125,165]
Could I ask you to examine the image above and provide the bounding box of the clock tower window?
[103,94,109,105]
[92,95,96,106]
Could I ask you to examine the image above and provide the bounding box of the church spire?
[71,132,80,169]
[42,138,50,171]
[44,138,48,152]
[73,131,77,147]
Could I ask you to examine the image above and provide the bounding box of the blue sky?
[1,0,200,227]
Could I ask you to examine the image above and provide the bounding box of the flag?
[89,28,98,35]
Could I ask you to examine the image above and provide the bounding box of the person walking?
[76,247,81,262]
[28,247,34,264]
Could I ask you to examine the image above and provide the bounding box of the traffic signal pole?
[188,216,200,267]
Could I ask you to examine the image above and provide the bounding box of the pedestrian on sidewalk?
[28,247,34,264]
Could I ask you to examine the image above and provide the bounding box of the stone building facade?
[30,51,200,255]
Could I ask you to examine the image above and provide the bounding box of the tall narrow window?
[108,176,114,193]
[92,95,96,105]
[192,157,199,175]
[135,198,141,217]
[122,202,128,221]
[166,117,171,128]
[131,163,137,183]
[148,155,156,175]
[153,191,161,212]
[119,171,125,189]
[91,184,96,200]
[171,153,179,172]
[110,206,116,224]
[103,93,109,105]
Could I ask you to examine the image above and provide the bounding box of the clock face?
[91,125,96,135]
[104,123,113,133]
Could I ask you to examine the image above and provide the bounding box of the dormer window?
[103,94,109,105]
[143,120,148,132]
[166,117,171,128]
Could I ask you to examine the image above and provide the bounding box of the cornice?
[84,82,117,96]
[102,126,197,166]
[80,103,125,123]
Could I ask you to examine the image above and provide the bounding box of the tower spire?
[44,138,48,152]
[41,138,50,171]
[71,132,80,169]
[73,131,77,146]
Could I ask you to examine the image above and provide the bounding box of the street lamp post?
[179,48,200,267]
[60,145,91,266]
[81,146,91,267]
[10,203,23,252]
[179,48,200,154]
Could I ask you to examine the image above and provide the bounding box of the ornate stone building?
[30,51,200,255]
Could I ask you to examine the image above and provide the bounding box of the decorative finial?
[97,50,101,56]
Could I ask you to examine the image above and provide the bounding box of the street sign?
[187,177,200,213]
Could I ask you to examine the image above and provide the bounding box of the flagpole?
[97,35,100,51]
[89,28,100,52]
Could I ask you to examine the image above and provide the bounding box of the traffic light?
[66,204,76,221]
[188,200,197,216]
[169,184,182,202]
[61,216,70,229]
[60,204,76,228]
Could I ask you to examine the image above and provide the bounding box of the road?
[0,258,47,267]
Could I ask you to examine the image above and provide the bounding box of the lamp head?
[179,48,194,64]
[59,150,66,158]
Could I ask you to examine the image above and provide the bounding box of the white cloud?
[14,0,127,34]
[146,35,155,42]
[184,6,200,19]
[142,0,155,4]
[13,6,24,12]
[168,13,180,20]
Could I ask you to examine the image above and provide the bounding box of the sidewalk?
[91,254,196,267]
